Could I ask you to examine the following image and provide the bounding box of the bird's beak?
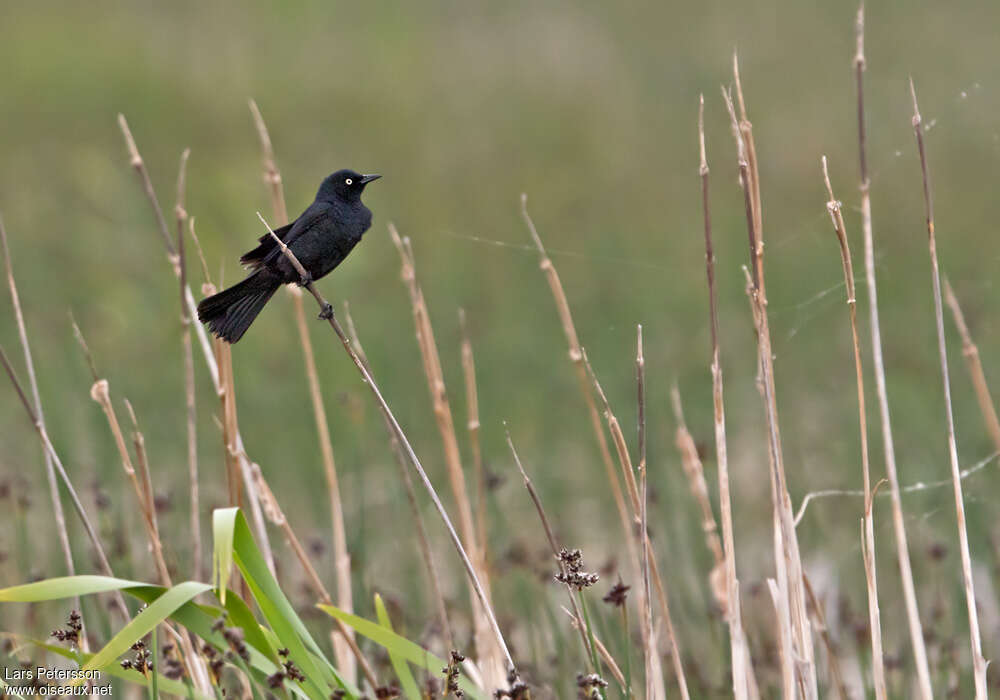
[360,174,382,184]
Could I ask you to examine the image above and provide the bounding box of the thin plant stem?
[388,226,505,687]
[697,94,757,700]
[943,278,1000,454]
[459,308,489,564]
[909,79,987,699]
[582,350,689,700]
[635,327,653,700]
[822,156,886,699]
[256,212,517,677]
[174,147,202,583]
[504,426,594,666]
[853,11,933,695]
[725,57,816,697]
[0,218,78,596]
[248,100,355,681]
[117,113,277,574]
[343,301,455,654]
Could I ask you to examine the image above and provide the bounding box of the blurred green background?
[2,0,999,692]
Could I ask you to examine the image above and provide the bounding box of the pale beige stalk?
[853,10,933,696]
[343,302,455,653]
[248,100,355,681]
[388,226,505,688]
[258,212,517,677]
[726,56,816,697]
[909,80,987,699]
[583,350,689,700]
[821,156,886,699]
[174,147,202,583]
[697,96,758,700]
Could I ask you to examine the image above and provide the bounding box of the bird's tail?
[197,270,281,343]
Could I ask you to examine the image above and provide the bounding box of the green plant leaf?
[0,575,145,602]
[76,581,212,685]
[212,507,238,605]
[228,509,356,699]
[319,604,485,700]
[375,593,421,700]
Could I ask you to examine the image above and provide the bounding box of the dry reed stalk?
[458,308,489,562]
[343,302,455,653]
[582,350,689,700]
[560,606,627,689]
[248,101,355,681]
[117,114,278,570]
[909,80,987,698]
[388,226,505,687]
[504,427,595,667]
[174,148,202,583]
[519,196,633,549]
[0,219,77,589]
[943,279,1000,454]
[801,576,848,700]
[821,157,886,699]
[247,460,380,692]
[696,99,757,700]
[853,11,933,696]
[725,58,816,697]
[636,327,654,700]
[257,213,517,677]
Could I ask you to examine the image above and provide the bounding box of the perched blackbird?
[198,169,380,343]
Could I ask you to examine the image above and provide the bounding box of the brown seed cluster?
[602,581,630,607]
[266,647,307,689]
[442,649,465,697]
[495,668,530,699]
[51,610,82,647]
[555,548,599,591]
[576,672,608,698]
[120,638,153,675]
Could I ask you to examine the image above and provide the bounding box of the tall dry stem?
[583,349,688,700]
[520,196,633,552]
[0,219,77,592]
[248,100,355,681]
[726,56,816,697]
[343,302,455,653]
[174,148,202,583]
[388,226,504,688]
[257,213,517,678]
[853,9,933,696]
[909,79,987,698]
[696,97,757,700]
[821,156,886,699]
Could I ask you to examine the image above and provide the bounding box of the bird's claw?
[318,302,334,320]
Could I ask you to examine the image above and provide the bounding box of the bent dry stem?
[255,212,517,676]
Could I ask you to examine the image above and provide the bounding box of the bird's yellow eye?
[345,178,353,185]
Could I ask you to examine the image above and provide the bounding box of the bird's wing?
[238,203,328,270]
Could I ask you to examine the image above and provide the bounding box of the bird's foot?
[318,302,334,320]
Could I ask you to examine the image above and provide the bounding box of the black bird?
[198,169,381,343]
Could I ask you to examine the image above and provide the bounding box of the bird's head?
[317,169,381,202]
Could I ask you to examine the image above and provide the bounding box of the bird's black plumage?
[198,169,380,343]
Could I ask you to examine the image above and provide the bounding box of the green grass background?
[1,0,999,693]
